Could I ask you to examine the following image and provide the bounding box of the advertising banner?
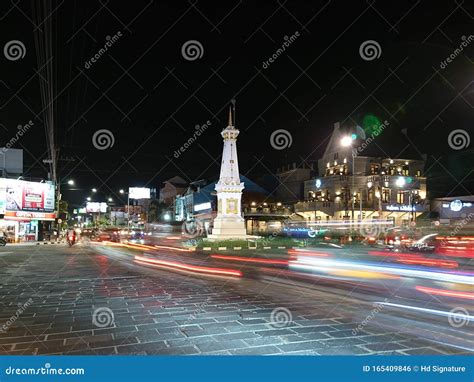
[86,202,108,213]
[0,179,55,213]
[129,187,150,199]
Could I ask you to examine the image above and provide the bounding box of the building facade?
[295,123,429,225]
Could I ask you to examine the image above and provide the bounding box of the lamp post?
[340,136,355,222]
[120,189,130,230]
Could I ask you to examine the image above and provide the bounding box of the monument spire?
[228,107,233,127]
[208,106,247,239]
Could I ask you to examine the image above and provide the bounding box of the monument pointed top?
[228,107,233,127]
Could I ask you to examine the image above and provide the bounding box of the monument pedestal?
[208,216,247,240]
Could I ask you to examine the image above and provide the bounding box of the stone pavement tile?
[255,329,296,337]
[66,347,118,355]
[315,346,372,355]
[401,347,448,355]
[212,332,260,341]
[196,339,247,353]
[295,319,339,326]
[225,324,269,333]
[65,334,114,345]
[0,335,47,345]
[243,336,287,347]
[46,330,93,340]
[276,341,325,352]
[237,319,268,325]
[326,329,371,338]
[319,337,366,347]
[230,345,282,355]
[363,342,408,352]
[183,328,229,338]
[292,325,334,334]
[360,334,408,344]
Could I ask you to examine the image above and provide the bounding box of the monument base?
[208,216,248,240]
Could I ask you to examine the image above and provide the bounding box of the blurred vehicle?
[0,237,6,246]
[128,230,145,241]
[407,233,437,253]
[67,229,76,247]
[96,228,120,242]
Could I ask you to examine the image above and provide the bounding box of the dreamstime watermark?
[270,307,292,328]
[3,40,26,61]
[173,120,211,158]
[439,213,473,248]
[359,40,382,61]
[352,120,390,157]
[5,363,85,376]
[2,121,34,153]
[448,307,470,328]
[92,307,115,328]
[447,129,470,150]
[92,129,115,150]
[84,31,123,69]
[270,129,292,150]
[182,217,205,238]
[440,35,474,69]
[352,299,387,335]
[0,298,33,334]
[181,40,204,61]
[262,31,300,69]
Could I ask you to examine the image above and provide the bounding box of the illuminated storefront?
[0,179,56,242]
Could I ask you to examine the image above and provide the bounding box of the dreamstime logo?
[270,307,292,328]
[359,40,381,61]
[352,120,390,157]
[270,129,292,150]
[352,300,387,335]
[448,307,470,328]
[174,120,211,158]
[92,307,115,328]
[2,120,34,153]
[448,129,470,150]
[92,129,115,150]
[262,31,300,69]
[359,223,385,238]
[0,298,33,334]
[84,31,122,69]
[181,40,204,61]
[182,218,205,238]
[4,40,26,61]
[440,35,474,69]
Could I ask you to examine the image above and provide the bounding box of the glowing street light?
[86,197,91,201]
[119,189,125,194]
[108,197,113,202]
[92,188,97,193]
[67,179,75,185]
[340,136,353,147]
[396,177,406,187]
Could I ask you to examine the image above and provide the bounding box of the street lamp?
[86,197,91,201]
[67,179,74,185]
[396,177,406,187]
[92,188,97,193]
[108,197,113,202]
[119,189,130,230]
[340,135,355,222]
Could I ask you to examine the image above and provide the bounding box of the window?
[382,188,390,203]
[397,191,407,204]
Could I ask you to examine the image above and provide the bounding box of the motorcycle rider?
[67,228,76,246]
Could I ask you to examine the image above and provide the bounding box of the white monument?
[208,108,248,239]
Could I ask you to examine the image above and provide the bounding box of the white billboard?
[0,178,55,213]
[86,202,108,213]
[129,187,150,199]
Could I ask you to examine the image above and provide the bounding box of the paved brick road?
[0,245,470,355]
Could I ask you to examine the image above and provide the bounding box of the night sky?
[0,0,473,208]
